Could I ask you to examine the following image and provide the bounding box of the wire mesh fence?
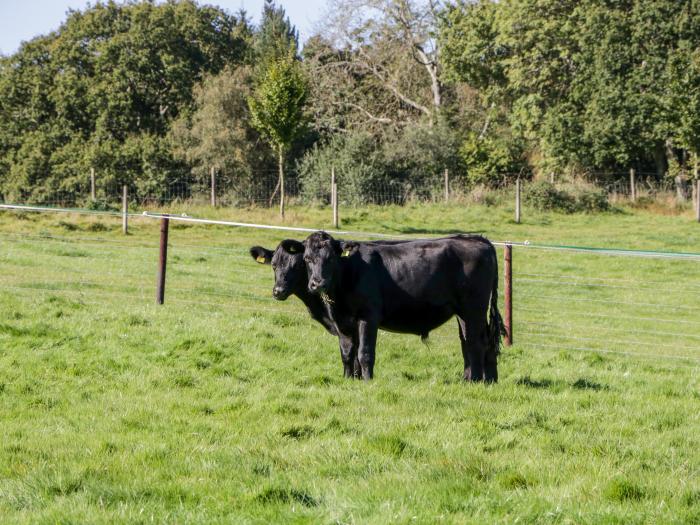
[0,208,698,370]
[2,168,695,212]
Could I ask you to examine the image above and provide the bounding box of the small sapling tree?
[248,56,308,218]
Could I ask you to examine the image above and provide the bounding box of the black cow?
[250,240,362,378]
[250,238,412,378]
[303,232,503,382]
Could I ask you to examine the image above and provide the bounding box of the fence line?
[518,271,700,290]
[520,293,700,312]
[516,276,700,292]
[3,167,689,210]
[521,321,700,341]
[520,330,699,353]
[3,204,700,261]
[517,306,700,327]
[1,205,699,372]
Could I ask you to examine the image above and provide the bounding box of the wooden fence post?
[332,182,339,228]
[210,166,216,207]
[331,166,335,209]
[331,168,340,228]
[630,168,636,202]
[444,168,449,203]
[156,216,170,305]
[90,167,96,201]
[515,178,521,224]
[122,185,128,235]
[504,244,513,346]
[696,179,700,223]
[549,172,554,184]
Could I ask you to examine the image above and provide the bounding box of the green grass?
[0,202,698,524]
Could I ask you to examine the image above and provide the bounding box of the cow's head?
[303,231,355,296]
[250,239,306,300]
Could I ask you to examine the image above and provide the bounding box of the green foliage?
[382,119,463,193]
[460,132,527,186]
[525,181,609,213]
[525,182,577,213]
[0,1,251,203]
[253,0,299,67]
[439,0,507,92]
[440,0,700,176]
[297,132,389,205]
[169,66,275,197]
[248,57,308,153]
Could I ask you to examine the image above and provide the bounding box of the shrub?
[525,181,609,213]
[460,132,529,186]
[575,186,609,212]
[382,118,463,197]
[297,132,394,205]
[525,181,576,212]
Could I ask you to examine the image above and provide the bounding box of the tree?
[0,1,252,203]
[248,56,309,218]
[307,0,446,135]
[169,66,275,201]
[254,0,299,67]
[439,0,700,181]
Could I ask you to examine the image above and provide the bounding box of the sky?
[0,0,326,56]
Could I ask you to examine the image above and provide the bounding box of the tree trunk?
[278,145,285,220]
[653,142,667,179]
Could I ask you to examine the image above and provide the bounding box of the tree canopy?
[1,0,699,206]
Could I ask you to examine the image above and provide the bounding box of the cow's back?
[347,235,496,335]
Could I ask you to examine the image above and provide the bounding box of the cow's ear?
[280,239,304,254]
[339,241,359,257]
[250,246,273,264]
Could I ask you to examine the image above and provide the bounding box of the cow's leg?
[357,319,378,380]
[460,311,487,382]
[483,308,498,383]
[457,318,471,380]
[484,340,498,383]
[352,356,362,379]
[338,334,357,379]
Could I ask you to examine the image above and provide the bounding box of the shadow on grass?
[572,378,608,391]
[255,487,319,507]
[515,376,555,389]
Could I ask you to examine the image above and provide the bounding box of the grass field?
[0,202,699,524]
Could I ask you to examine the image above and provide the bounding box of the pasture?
[0,203,698,524]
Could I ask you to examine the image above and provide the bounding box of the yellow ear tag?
[256,256,266,263]
[341,249,351,257]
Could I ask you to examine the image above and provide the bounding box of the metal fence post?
[515,178,521,224]
[156,216,170,305]
[122,185,128,235]
[504,244,513,346]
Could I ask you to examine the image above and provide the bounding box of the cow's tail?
[488,248,505,356]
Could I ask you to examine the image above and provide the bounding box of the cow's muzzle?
[308,278,325,294]
[272,286,290,300]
